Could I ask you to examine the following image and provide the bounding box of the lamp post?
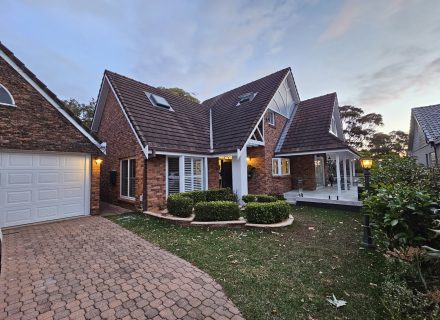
[360,158,375,248]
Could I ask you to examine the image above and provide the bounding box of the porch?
[284,186,362,207]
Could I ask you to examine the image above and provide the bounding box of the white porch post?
[343,157,348,191]
[350,160,354,187]
[335,153,341,196]
[232,147,248,199]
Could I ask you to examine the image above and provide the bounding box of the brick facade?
[0,55,101,214]
[290,155,316,190]
[208,158,221,189]
[247,111,292,195]
[145,155,166,210]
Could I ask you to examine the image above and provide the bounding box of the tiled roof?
[203,68,290,153]
[105,71,211,154]
[412,104,440,142]
[277,93,352,154]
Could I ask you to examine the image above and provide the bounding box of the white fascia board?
[0,49,106,154]
[277,148,359,158]
[105,75,149,159]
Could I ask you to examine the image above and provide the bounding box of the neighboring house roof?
[276,93,353,154]
[0,41,105,154]
[202,68,291,153]
[105,71,211,154]
[410,104,440,146]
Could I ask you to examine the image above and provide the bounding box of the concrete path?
[0,217,243,320]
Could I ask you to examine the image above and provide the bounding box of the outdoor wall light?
[95,157,103,165]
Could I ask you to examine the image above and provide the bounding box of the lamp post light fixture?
[360,158,375,248]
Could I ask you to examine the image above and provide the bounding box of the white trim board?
[0,49,106,154]
[276,149,359,158]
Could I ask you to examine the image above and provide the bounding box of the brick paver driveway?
[0,217,243,320]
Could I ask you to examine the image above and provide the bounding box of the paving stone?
[0,217,243,320]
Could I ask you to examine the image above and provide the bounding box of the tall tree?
[368,130,409,157]
[339,105,383,148]
[158,87,200,104]
[64,98,96,128]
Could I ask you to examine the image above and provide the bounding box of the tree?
[158,87,200,104]
[63,98,96,128]
[339,105,383,148]
[368,130,409,157]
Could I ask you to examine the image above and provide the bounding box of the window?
[268,110,275,126]
[430,152,437,167]
[184,157,204,192]
[330,114,338,136]
[121,158,136,199]
[145,92,172,110]
[237,92,257,105]
[167,157,180,194]
[272,158,290,176]
[0,84,15,107]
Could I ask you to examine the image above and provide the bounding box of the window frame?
[120,158,136,200]
[268,110,276,126]
[272,158,290,176]
[0,83,16,107]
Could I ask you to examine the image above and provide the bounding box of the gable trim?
[105,75,149,158]
[0,49,106,154]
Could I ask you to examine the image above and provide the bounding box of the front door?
[314,156,325,188]
[220,160,233,189]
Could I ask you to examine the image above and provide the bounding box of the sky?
[1,0,439,133]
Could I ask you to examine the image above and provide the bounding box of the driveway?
[0,217,243,320]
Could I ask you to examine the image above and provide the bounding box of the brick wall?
[91,160,101,215]
[96,91,145,210]
[247,111,292,195]
[146,155,166,210]
[0,57,98,154]
[290,155,316,190]
[208,158,220,189]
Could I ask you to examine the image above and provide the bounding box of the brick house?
[92,68,357,211]
[0,42,105,228]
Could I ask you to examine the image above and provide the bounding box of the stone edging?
[144,211,294,229]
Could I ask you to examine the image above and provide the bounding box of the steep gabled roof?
[0,41,104,153]
[105,71,211,154]
[277,92,353,154]
[203,68,290,153]
[411,104,440,143]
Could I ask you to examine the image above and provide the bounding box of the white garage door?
[0,151,91,228]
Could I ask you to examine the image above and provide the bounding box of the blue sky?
[1,0,440,133]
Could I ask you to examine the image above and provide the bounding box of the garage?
[0,151,91,228]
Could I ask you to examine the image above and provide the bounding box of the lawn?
[108,206,386,319]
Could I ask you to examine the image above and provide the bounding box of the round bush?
[194,201,240,221]
[167,194,193,217]
[245,201,291,224]
[205,188,237,202]
[180,190,207,204]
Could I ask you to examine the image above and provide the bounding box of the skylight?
[146,92,172,110]
[237,92,257,106]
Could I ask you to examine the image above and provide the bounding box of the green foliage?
[205,188,237,202]
[242,194,278,203]
[157,87,200,103]
[268,193,286,201]
[63,98,96,128]
[167,194,193,217]
[180,190,207,204]
[245,201,291,224]
[194,201,240,221]
[364,186,438,248]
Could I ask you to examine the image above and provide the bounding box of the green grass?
[108,206,386,319]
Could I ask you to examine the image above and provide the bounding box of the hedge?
[242,194,278,203]
[180,190,207,204]
[194,201,240,221]
[245,201,291,224]
[167,194,193,217]
[205,188,237,202]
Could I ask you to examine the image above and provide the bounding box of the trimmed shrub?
[167,194,193,218]
[268,193,286,201]
[205,188,236,202]
[242,194,278,203]
[180,190,207,204]
[194,201,240,221]
[245,201,291,224]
